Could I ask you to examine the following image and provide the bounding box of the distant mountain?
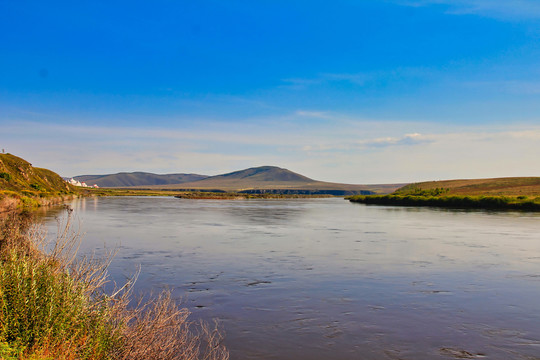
[131,166,404,195]
[162,165,315,190]
[73,172,208,188]
[201,165,313,183]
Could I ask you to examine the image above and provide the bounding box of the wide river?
[40,196,540,360]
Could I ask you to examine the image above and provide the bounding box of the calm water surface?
[40,197,540,360]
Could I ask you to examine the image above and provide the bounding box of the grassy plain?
[348,177,540,211]
[396,177,540,196]
[173,191,333,199]
[80,188,336,199]
[133,181,401,195]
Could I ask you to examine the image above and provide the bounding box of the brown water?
[40,197,540,360]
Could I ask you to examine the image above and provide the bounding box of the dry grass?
[399,177,540,196]
[0,210,229,360]
[114,292,228,360]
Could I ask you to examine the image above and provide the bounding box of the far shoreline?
[347,194,540,211]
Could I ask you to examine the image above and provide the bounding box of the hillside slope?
[74,172,208,187]
[396,177,540,196]
[132,166,403,195]
[0,154,75,194]
[211,166,313,182]
[349,177,540,211]
[0,153,77,212]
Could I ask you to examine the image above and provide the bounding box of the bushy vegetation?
[348,194,540,211]
[394,186,449,196]
[348,177,540,211]
[174,191,332,199]
[80,188,332,199]
[0,212,229,360]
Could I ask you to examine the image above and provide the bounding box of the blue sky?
[2,0,540,183]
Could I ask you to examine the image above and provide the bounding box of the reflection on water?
[223,203,304,226]
[39,197,540,360]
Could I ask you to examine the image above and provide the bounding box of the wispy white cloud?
[295,110,330,119]
[281,78,323,90]
[320,73,370,86]
[394,0,540,20]
[299,127,540,182]
[302,133,433,152]
[464,80,540,95]
[282,73,369,89]
[3,118,540,183]
[281,67,437,90]
[358,133,433,148]
[282,78,322,86]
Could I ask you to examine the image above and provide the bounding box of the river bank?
[347,194,540,211]
[0,192,79,214]
[0,206,229,360]
[39,195,540,360]
[174,191,334,199]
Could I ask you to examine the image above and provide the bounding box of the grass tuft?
[0,211,229,360]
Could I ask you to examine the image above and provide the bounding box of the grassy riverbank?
[348,177,540,211]
[0,212,228,360]
[174,191,333,199]
[395,177,540,197]
[80,188,334,199]
[348,193,540,211]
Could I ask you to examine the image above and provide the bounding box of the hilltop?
[74,172,208,188]
[0,153,77,212]
[127,166,403,195]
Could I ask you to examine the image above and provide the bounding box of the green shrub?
[30,183,45,192]
[0,214,120,359]
[0,341,21,360]
[18,196,40,210]
[349,194,540,211]
[396,186,449,196]
[0,172,12,182]
[0,212,229,360]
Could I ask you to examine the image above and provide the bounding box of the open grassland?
[173,191,333,199]
[80,188,179,197]
[348,177,540,211]
[396,177,540,196]
[82,188,334,199]
[132,180,401,195]
[0,212,228,360]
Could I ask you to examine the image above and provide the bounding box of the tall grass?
[0,211,229,360]
[348,194,540,211]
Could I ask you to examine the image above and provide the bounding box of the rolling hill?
[129,166,404,195]
[349,177,540,211]
[0,153,77,212]
[74,172,208,188]
[396,177,540,196]
[1,153,75,194]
